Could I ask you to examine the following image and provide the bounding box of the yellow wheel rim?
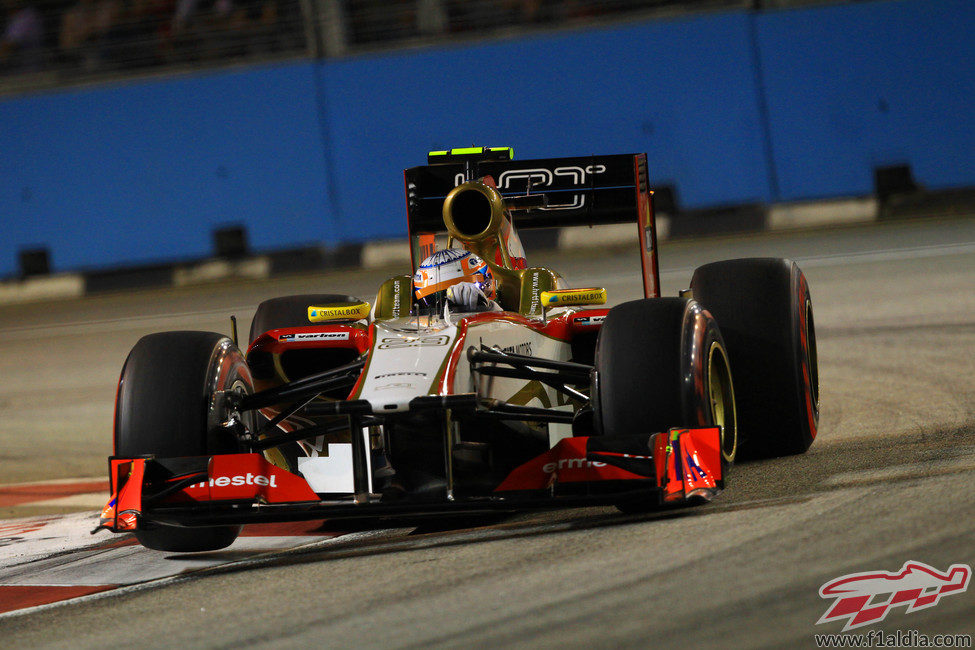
[707,341,737,463]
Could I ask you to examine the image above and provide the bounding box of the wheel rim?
[204,339,254,451]
[707,341,737,463]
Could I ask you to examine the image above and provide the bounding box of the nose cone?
[358,321,458,412]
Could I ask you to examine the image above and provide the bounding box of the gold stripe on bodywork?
[506,380,552,408]
[374,275,413,320]
[262,447,291,471]
[519,268,561,317]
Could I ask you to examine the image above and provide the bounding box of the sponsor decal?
[377,335,450,349]
[392,279,402,318]
[173,454,318,503]
[374,383,416,391]
[373,371,428,379]
[492,165,607,210]
[574,315,606,325]
[529,271,540,315]
[478,337,533,357]
[495,437,650,491]
[186,473,278,489]
[307,302,370,323]
[817,561,972,631]
[504,342,533,356]
[540,288,607,307]
[279,332,351,342]
[541,456,607,474]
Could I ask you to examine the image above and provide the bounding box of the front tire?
[690,258,819,459]
[115,331,253,551]
[593,298,737,461]
[594,299,736,514]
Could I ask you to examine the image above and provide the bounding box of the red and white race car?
[98,147,819,552]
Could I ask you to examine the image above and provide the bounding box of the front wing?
[96,427,723,532]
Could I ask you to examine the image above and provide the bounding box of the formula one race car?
[98,147,819,552]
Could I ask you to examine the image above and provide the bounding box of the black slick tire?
[593,298,737,459]
[115,331,253,552]
[594,298,736,513]
[690,258,819,459]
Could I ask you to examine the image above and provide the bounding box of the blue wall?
[319,11,772,241]
[1,0,973,275]
[757,0,975,200]
[1,63,334,273]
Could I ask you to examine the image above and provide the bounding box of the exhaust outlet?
[443,181,506,242]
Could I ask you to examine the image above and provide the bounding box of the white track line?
[0,477,105,489]
[0,528,402,620]
[0,306,253,339]
[793,241,975,266]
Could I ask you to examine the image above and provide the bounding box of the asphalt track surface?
[2,217,974,647]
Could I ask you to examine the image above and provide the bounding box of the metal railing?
[0,0,853,95]
[0,0,309,92]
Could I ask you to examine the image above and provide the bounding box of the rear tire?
[690,258,818,459]
[249,294,363,344]
[115,331,253,551]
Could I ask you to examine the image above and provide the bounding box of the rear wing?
[404,151,661,298]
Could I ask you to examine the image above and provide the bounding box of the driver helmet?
[413,249,495,311]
